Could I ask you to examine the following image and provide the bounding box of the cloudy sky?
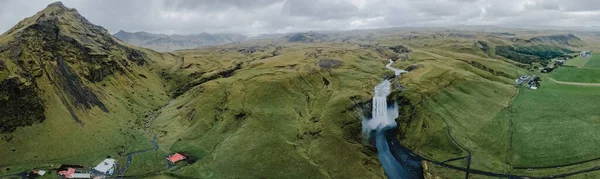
[1,0,600,35]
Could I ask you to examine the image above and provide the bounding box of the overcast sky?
[1,0,600,35]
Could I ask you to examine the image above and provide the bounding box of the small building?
[92,158,116,175]
[581,51,592,57]
[516,75,530,85]
[167,153,186,163]
[37,170,47,176]
[31,170,47,176]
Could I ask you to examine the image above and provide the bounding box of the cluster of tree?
[495,46,541,64]
[496,44,574,66]
[542,60,564,73]
[512,45,574,60]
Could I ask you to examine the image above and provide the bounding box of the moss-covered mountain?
[0,2,166,132]
[0,1,170,172]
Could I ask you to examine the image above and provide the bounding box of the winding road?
[578,55,591,68]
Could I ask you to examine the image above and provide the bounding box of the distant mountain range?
[114,30,247,52]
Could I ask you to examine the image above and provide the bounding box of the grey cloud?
[1,0,600,36]
[282,0,361,20]
[408,0,467,17]
[556,0,600,12]
[164,0,284,11]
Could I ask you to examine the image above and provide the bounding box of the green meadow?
[509,79,600,168]
[551,67,600,83]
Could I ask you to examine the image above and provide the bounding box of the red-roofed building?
[58,168,90,178]
[59,168,76,178]
[167,153,186,163]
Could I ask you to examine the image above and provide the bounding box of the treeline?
[495,44,574,65]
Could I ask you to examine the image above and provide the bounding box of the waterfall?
[362,80,398,133]
[361,59,421,179]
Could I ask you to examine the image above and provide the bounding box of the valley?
[2,2,600,179]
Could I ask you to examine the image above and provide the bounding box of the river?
[362,60,423,179]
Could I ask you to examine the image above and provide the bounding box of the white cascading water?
[362,59,411,179]
[361,80,399,133]
[362,59,406,132]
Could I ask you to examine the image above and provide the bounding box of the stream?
[362,60,423,179]
[117,100,172,177]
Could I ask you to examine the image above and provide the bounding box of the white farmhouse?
[92,159,116,175]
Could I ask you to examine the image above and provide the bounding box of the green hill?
[2,2,600,179]
[0,1,169,173]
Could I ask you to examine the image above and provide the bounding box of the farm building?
[167,153,186,163]
[92,158,116,175]
[581,51,592,57]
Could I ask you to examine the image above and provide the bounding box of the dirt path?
[549,78,600,87]
[578,56,591,68]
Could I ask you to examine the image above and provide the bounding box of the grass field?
[584,55,600,68]
[508,78,600,168]
[551,67,600,83]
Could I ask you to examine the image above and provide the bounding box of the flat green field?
[584,55,600,68]
[550,67,600,83]
[509,78,600,168]
[564,56,587,67]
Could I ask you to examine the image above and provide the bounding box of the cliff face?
[0,76,45,133]
[0,2,162,133]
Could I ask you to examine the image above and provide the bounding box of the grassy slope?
[150,43,389,178]
[0,59,170,175]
